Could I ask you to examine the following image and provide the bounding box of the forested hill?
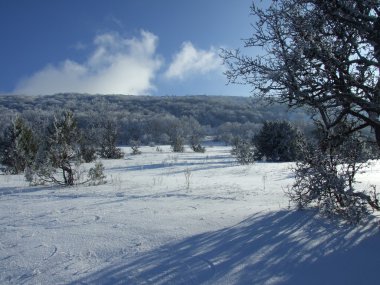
[0,93,307,126]
[0,93,311,144]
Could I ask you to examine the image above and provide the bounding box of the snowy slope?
[1,146,379,285]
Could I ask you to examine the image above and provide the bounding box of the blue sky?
[0,0,257,96]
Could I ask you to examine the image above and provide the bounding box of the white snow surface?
[1,146,379,285]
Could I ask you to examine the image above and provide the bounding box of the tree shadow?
[73,210,380,284]
[109,159,235,174]
[0,185,57,196]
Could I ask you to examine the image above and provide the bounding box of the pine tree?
[171,135,185,153]
[28,112,82,186]
[254,121,304,162]
[47,112,81,185]
[98,120,124,159]
[79,126,97,163]
[26,111,108,186]
[0,117,37,174]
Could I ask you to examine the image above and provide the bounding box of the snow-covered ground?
[1,146,379,285]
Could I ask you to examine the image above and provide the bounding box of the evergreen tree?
[79,126,97,163]
[28,112,82,186]
[231,137,255,164]
[98,120,124,159]
[26,111,107,186]
[254,121,304,162]
[0,117,37,174]
[171,135,185,153]
[47,112,81,185]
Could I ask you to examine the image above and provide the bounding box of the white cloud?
[164,42,222,80]
[14,30,162,95]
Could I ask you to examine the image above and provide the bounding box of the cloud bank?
[14,31,162,95]
[14,31,224,95]
[164,42,222,80]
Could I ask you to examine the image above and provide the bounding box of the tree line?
[0,94,312,145]
[0,109,210,185]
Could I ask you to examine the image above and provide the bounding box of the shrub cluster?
[231,121,304,164]
[0,112,122,186]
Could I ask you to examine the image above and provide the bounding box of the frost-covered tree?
[42,112,82,185]
[166,117,186,153]
[27,111,107,186]
[98,120,124,159]
[129,139,142,155]
[171,135,185,153]
[288,134,380,222]
[254,121,304,162]
[79,126,98,163]
[0,117,38,174]
[222,0,380,220]
[26,112,82,185]
[231,137,255,165]
[222,0,380,148]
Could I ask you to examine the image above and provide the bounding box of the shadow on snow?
[109,159,235,174]
[0,185,58,196]
[73,210,380,285]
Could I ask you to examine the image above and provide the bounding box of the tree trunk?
[375,125,380,149]
[373,17,380,148]
[62,165,74,186]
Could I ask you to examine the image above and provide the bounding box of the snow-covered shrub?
[287,136,379,223]
[253,121,305,162]
[231,137,255,165]
[130,140,142,155]
[88,161,107,185]
[191,144,206,153]
[190,135,206,153]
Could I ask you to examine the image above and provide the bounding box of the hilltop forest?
[0,93,311,145]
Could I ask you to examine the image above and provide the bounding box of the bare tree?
[222,0,380,147]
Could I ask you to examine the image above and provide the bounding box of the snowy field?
[1,145,380,285]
